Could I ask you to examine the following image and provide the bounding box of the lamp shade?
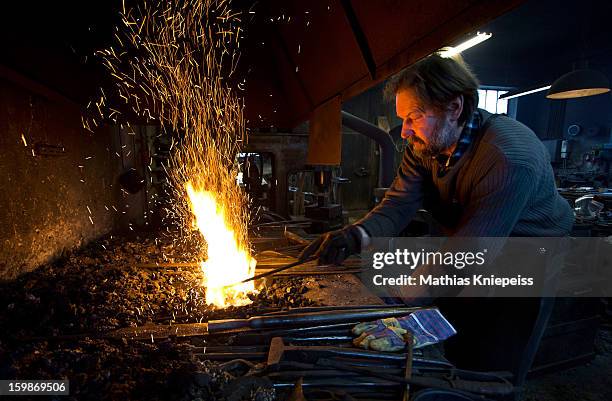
[546,69,610,99]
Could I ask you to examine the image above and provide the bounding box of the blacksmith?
[300,51,574,374]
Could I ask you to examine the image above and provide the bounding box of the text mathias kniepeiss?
[372,274,534,287]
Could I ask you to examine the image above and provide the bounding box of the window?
[478,89,509,114]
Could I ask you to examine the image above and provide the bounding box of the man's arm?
[357,147,426,237]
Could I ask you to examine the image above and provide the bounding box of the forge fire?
[186,182,257,307]
[86,0,257,308]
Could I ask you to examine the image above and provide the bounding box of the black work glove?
[298,225,363,265]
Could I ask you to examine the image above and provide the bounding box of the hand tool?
[266,337,409,367]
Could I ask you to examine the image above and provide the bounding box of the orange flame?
[186,182,256,307]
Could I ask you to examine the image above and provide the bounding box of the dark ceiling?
[1,0,524,128]
[463,0,612,89]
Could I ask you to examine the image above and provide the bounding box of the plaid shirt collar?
[435,110,481,177]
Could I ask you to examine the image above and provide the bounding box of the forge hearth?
[0,230,386,401]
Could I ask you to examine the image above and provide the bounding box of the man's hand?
[298,225,363,265]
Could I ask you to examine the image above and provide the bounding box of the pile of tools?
[106,305,514,400]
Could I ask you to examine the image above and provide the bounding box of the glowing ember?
[185,183,256,307]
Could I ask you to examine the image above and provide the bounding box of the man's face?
[396,88,460,158]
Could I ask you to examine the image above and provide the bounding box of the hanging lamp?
[546,69,610,99]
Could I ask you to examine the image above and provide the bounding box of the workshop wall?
[562,91,612,150]
[561,93,612,184]
[515,92,550,138]
[0,79,122,280]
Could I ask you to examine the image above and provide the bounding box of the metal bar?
[272,377,400,388]
[270,269,364,276]
[223,256,318,286]
[252,219,312,228]
[194,352,266,361]
[238,322,356,336]
[229,331,353,346]
[134,263,361,277]
[266,370,361,379]
[264,304,392,315]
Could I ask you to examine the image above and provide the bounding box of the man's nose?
[401,120,414,139]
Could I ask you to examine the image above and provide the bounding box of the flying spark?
[90,0,255,308]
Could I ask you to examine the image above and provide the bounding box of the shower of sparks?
[87,0,256,307]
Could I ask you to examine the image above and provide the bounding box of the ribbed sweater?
[357,109,574,237]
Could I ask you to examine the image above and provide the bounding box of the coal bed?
[0,232,317,401]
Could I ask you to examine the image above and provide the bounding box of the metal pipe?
[341,111,395,187]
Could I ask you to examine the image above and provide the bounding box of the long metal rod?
[208,307,422,332]
[264,304,391,315]
[135,262,361,277]
[223,256,318,287]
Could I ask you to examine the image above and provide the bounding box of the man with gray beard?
[300,51,574,375]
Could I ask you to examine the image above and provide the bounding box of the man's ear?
[448,95,464,122]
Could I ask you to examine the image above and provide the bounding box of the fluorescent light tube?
[440,32,492,58]
[499,85,551,100]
